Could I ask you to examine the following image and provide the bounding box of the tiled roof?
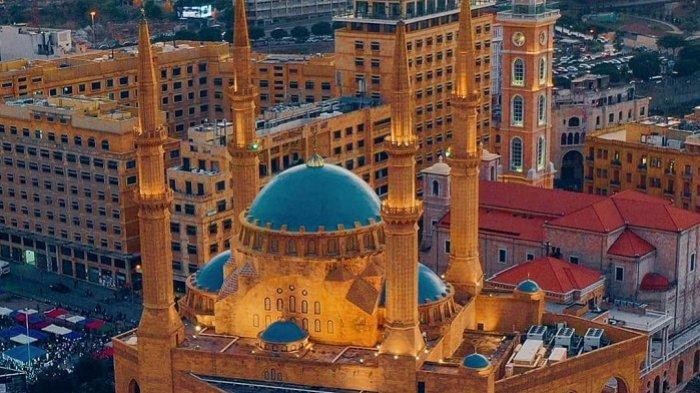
[548,199,625,233]
[640,272,671,292]
[488,257,603,294]
[438,209,546,242]
[607,230,655,257]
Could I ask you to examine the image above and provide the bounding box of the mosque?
[113,1,648,392]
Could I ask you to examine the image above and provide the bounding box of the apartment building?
[167,121,235,292]
[585,120,700,211]
[553,74,650,191]
[252,53,340,110]
[245,0,349,25]
[0,96,178,288]
[334,0,497,166]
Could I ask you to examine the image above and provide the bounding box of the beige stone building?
[0,96,178,288]
[552,74,650,192]
[167,121,236,292]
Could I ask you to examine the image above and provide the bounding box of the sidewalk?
[0,263,142,322]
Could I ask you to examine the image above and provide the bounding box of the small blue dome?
[462,353,490,369]
[418,263,450,305]
[516,279,541,293]
[260,320,308,344]
[247,162,381,232]
[194,250,231,292]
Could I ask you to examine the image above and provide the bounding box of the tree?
[250,26,265,40]
[657,34,687,51]
[674,59,700,77]
[174,29,199,41]
[591,63,625,83]
[332,21,345,30]
[311,21,333,36]
[270,28,288,40]
[290,26,310,43]
[628,52,661,80]
[198,26,222,42]
[554,76,571,89]
[143,0,163,19]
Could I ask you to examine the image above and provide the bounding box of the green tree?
[290,26,310,43]
[674,59,700,77]
[250,26,265,40]
[332,21,345,30]
[591,63,625,83]
[554,76,571,89]
[657,34,687,51]
[198,27,222,41]
[174,29,199,41]
[143,0,163,19]
[311,21,333,36]
[270,28,288,39]
[628,52,661,80]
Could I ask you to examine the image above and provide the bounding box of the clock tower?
[496,0,559,187]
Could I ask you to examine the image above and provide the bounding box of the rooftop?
[334,0,497,25]
[488,257,604,295]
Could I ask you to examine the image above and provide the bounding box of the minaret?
[380,22,424,358]
[444,0,485,297]
[134,18,184,392]
[228,0,259,233]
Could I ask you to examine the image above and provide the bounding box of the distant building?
[552,74,650,191]
[246,0,349,25]
[0,367,27,393]
[0,25,72,61]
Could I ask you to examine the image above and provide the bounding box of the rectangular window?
[615,266,624,281]
[569,256,579,264]
[498,249,507,263]
[444,240,451,254]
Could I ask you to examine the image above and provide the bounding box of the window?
[511,95,524,126]
[512,58,524,86]
[538,95,546,125]
[444,240,451,254]
[691,253,696,272]
[569,256,579,264]
[615,266,624,281]
[432,180,439,196]
[510,137,523,171]
[526,253,535,261]
[539,57,547,84]
[537,136,545,170]
[498,249,507,263]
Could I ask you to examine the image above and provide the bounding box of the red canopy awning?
[84,319,105,330]
[44,308,68,319]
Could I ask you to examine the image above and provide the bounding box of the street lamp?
[90,11,97,47]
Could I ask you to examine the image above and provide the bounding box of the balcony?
[637,164,647,172]
[664,169,676,177]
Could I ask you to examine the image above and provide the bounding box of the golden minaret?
[444,0,484,297]
[134,18,184,392]
[380,22,424,358]
[228,0,259,233]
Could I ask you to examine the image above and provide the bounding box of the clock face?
[512,32,526,47]
[539,31,548,46]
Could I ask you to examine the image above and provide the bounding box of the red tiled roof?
[548,199,625,233]
[607,230,655,257]
[488,257,604,294]
[610,193,700,232]
[479,181,604,218]
[640,273,671,292]
[438,209,545,242]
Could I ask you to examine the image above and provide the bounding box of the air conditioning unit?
[583,328,604,351]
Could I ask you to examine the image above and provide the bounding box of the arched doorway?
[653,376,660,393]
[559,150,584,192]
[677,361,684,385]
[129,380,140,393]
[694,350,699,373]
[601,376,629,393]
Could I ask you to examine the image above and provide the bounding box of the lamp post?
[90,11,97,47]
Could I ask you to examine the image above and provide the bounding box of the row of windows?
[511,57,548,87]
[2,163,126,185]
[510,94,547,127]
[0,125,112,151]
[1,143,124,169]
[0,218,123,251]
[509,136,546,172]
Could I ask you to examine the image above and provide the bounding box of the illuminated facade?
[495,0,558,187]
[114,5,648,393]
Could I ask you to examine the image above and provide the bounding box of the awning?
[17,309,37,315]
[0,307,13,316]
[65,315,86,324]
[85,319,105,330]
[41,324,72,336]
[10,334,37,345]
[44,308,68,319]
[2,345,46,364]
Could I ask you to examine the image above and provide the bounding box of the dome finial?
[307,126,325,167]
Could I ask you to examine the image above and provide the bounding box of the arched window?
[677,361,684,385]
[264,297,271,311]
[314,319,321,332]
[74,136,82,146]
[653,376,660,393]
[129,380,141,393]
[537,136,545,170]
[314,301,321,314]
[568,117,580,127]
[693,350,699,373]
[301,318,308,330]
[101,140,109,151]
[512,58,525,86]
[276,298,284,311]
[88,137,96,148]
[301,300,308,313]
[539,57,547,84]
[561,133,567,146]
[538,95,547,125]
[581,132,586,141]
[327,320,334,333]
[289,296,296,312]
[432,180,439,196]
[511,95,524,126]
[567,133,573,145]
[510,137,523,171]
[574,132,580,144]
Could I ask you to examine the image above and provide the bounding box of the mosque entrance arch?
[129,380,140,393]
[559,150,584,192]
[601,376,629,393]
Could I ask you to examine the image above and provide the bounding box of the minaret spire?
[132,18,184,393]
[444,1,484,297]
[228,0,259,235]
[380,21,424,358]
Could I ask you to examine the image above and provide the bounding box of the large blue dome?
[194,250,231,292]
[247,161,381,232]
[516,279,541,294]
[260,320,308,344]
